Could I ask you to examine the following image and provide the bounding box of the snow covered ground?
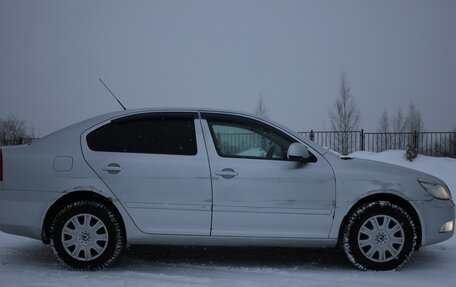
[1,150,455,287]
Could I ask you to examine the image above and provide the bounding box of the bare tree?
[377,110,390,133]
[0,115,35,145]
[329,71,361,155]
[254,93,269,118]
[376,110,390,151]
[404,101,424,133]
[391,107,406,133]
[390,107,406,148]
[389,102,424,152]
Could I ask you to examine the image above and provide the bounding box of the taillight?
[0,149,3,181]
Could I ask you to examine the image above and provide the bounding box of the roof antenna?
[98,78,127,110]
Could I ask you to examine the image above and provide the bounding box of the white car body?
[0,108,453,270]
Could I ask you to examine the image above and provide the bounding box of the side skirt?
[128,234,337,248]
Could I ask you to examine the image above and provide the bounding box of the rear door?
[81,112,212,235]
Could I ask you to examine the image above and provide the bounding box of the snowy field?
[1,150,455,287]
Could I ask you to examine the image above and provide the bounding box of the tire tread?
[342,200,417,271]
[50,200,125,271]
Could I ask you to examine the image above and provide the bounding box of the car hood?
[350,157,442,182]
[324,154,445,201]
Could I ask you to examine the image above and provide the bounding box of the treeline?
[0,115,35,144]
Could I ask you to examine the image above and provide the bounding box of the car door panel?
[81,114,212,236]
[200,114,336,238]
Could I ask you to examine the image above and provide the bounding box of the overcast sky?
[1,0,455,137]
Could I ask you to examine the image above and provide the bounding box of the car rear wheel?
[343,201,417,270]
[50,200,125,270]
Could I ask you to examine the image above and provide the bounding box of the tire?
[342,201,417,271]
[50,200,125,270]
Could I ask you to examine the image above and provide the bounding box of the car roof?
[98,107,259,117]
[38,107,327,155]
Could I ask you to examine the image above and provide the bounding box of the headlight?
[418,180,452,200]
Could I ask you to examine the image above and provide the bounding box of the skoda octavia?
[0,108,453,270]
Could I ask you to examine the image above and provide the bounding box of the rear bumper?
[0,189,58,240]
[412,199,455,246]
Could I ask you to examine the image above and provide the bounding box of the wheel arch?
[337,193,422,249]
[41,190,126,244]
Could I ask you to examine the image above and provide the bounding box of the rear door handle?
[101,163,122,174]
[215,168,238,179]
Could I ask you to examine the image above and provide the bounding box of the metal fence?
[217,133,265,155]
[298,130,456,157]
[0,137,38,146]
[299,131,362,155]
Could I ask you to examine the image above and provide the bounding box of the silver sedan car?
[0,108,454,270]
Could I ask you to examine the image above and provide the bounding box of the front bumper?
[412,199,455,246]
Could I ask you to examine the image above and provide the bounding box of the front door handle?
[215,168,238,179]
[101,163,122,174]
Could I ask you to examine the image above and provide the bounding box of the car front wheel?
[343,201,417,270]
[50,200,125,270]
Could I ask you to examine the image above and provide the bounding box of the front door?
[201,113,335,238]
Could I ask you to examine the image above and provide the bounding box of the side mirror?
[287,143,313,162]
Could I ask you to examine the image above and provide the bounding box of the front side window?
[206,115,295,160]
[87,114,197,155]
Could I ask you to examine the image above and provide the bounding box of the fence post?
[360,129,364,151]
[310,130,315,141]
[414,130,418,150]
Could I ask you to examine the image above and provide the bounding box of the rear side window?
[87,114,197,155]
